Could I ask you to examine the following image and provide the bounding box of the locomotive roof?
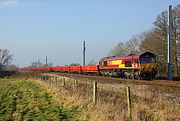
[100,51,154,61]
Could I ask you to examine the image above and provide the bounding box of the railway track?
[49,72,180,89]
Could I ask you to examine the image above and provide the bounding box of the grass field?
[0,80,79,121]
[36,74,180,121]
[1,72,179,121]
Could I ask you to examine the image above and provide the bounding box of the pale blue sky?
[0,0,179,67]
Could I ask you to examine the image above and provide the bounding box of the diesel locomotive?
[99,51,157,79]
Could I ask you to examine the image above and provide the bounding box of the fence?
[36,74,132,119]
[34,74,179,121]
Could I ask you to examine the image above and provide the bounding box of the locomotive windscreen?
[139,52,156,63]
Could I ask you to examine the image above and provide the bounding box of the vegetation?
[87,60,97,65]
[0,49,13,71]
[141,5,180,76]
[37,75,180,121]
[109,5,180,76]
[109,34,142,56]
[0,79,12,89]
[0,80,79,121]
[29,61,53,68]
[1,71,179,121]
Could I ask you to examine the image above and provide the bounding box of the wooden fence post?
[51,76,53,85]
[49,76,51,84]
[57,77,59,86]
[55,76,57,85]
[37,75,39,80]
[126,86,131,119]
[43,75,45,81]
[53,76,55,84]
[46,76,49,84]
[45,76,47,82]
[93,81,97,104]
[48,76,50,84]
[52,76,54,84]
[86,80,88,86]
[74,79,78,91]
[62,78,65,86]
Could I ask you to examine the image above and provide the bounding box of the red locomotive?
[22,51,158,79]
[99,51,157,79]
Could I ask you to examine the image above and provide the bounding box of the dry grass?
[6,72,179,121]
[0,79,12,89]
[35,79,127,121]
[34,76,180,121]
[131,89,180,121]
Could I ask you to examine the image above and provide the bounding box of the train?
[22,51,158,79]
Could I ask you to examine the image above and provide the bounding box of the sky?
[0,0,179,67]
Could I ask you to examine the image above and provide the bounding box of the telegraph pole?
[83,41,86,66]
[167,5,172,80]
[38,59,40,67]
[46,56,47,67]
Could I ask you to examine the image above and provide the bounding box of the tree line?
[109,5,180,76]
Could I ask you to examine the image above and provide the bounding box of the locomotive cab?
[139,52,158,79]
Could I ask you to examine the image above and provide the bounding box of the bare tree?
[125,34,143,53]
[0,49,13,70]
[29,61,53,67]
[5,65,19,71]
[109,33,145,56]
[69,63,80,66]
[109,42,127,56]
[43,63,53,67]
[29,62,38,67]
[88,60,97,65]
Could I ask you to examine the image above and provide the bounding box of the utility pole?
[167,5,172,80]
[38,59,40,67]
[83,41,86,66]
[46,56,47,67]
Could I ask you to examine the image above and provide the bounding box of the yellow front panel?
[109,60,125,68]
[119,63,125,68]
[109,59,137,69]
[112,60,125,68]
[111,60,121,65]
[141,63,157,72]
